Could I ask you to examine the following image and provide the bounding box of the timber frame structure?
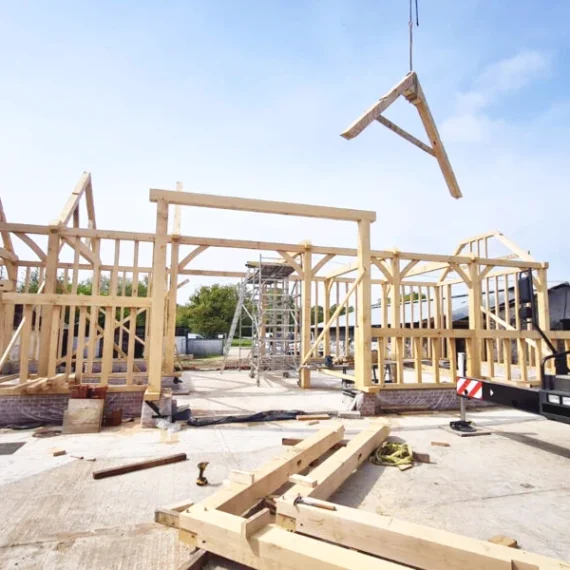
[158,423,568,569]
[1,173,569,402]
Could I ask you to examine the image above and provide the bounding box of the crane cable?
[409,0,420,72]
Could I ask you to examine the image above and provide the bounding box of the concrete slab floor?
[178,369,346,416]
[0,407,569,569]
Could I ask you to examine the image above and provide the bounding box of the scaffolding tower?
[225,257,301,385]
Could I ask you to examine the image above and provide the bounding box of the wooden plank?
[296,414,330,421]
[150,189,376,222]
[93,453,187,479]
[275,498,564,570]
[198,425,344,515]
[63,399,104,434]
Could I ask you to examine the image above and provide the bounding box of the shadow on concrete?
[495,431,570,460]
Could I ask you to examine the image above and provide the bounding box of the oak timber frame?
[1,174,568,400]
[341,71,463,199]
[162,424,566,570]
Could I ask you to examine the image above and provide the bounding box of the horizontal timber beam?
[2,293,152,308]
[150,189,377,222]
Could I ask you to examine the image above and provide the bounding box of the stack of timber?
[156,423,566,569]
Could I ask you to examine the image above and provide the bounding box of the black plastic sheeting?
[186,409,306,427]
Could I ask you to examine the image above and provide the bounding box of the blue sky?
[1,1,569,293]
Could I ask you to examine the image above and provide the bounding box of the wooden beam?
[275,498,561,570]
[198,425,344,515]
[277,251,303,276]
[14,233,46,261]
[311,254,335,277]
[61,235,97,265]
[0,246,17,262]
[341,72,416,140]
[411,79,462,199]
[375,115,435,156]
[180,507,400,570]
[93,453,187,479]
[147,199,169,397]
[284,422,390,501]
[173,181,183,235]
[2,293,152,308]
[149,189,376,223]
[56,172,91,226]
[301,272,363,365]
[355,220,372,389]
[178,245,209,272]
[300,249,312,388]
[324,262,358,281]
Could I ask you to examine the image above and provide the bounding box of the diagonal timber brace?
[341,71,462,199]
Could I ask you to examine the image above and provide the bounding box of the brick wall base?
[346,387,494,417]
[0,392,145,427]
[376,388,494,413]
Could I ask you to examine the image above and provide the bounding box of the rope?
[371,440,413,467]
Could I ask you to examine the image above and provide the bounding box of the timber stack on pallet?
[156,424,567,569]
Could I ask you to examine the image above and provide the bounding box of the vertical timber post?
[147,199,169,399]
[323,278,332,357]
[467,262,482,378]
[300,248,312,388]
[355,220,372,390]
[38,226,60,377]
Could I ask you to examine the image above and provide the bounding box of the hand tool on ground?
[196,461,209,486]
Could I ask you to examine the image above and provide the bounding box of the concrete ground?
[1,402,570,568]
[178,369,344,416]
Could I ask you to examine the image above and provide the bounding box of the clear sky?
[1,1,569,296]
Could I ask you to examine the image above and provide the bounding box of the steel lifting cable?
[409,0,420,72]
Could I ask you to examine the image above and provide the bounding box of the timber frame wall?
[1,173,568,400]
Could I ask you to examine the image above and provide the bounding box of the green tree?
[185,284,239,337]
[311,305,324,324]
[329,304,354,317]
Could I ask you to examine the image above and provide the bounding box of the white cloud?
[442,50,552,142]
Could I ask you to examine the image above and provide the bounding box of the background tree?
[185,284,240,337]
[329,304,354,317]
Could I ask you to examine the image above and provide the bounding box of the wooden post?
[355,220,372,390]
[323,279,332,356]
[38,227,60,376]
[164,238,179,372]
[300,248,312,388]
[146,199,169,398]
[467,262,482,378]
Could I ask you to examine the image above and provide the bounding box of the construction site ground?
[1,372,570,569]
